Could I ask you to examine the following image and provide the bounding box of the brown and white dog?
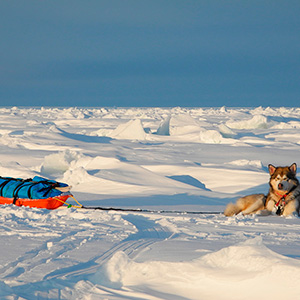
[224,163,300,217]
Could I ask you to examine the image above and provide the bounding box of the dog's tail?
[224,203,241,216]
[224,194,266,216]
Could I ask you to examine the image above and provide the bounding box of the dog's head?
[268,163,298,194]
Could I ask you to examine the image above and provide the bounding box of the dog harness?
[273,186,297,215]
[274,193,287,215]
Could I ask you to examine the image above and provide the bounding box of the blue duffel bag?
[0,176,70,200]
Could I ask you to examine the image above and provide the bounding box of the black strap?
[0,177,56,200]
[36,180,58,198]
[0,178,15,197]
[12,179,32,201]
[27,181,41,199]
[13,196,18,205]
[0,177,33,199]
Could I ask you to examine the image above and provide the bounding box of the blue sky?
[1,1,299,107]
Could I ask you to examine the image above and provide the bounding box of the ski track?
[44,214,173,281]
[0,208,175,299]
[2,228,88,281]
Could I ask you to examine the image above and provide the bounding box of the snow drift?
[156,113,232,143]
[226,114,270,130]
[98,237,300,300]
[110,119,147,140]
[157,113,202,136]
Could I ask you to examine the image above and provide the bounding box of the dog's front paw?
[271,206,278,215]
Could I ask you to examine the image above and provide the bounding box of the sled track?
[0,228,90,282]
[45,214,173,281]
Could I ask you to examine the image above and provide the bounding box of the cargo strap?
[0,177,32,201]
[12,179,33,203]
[0,177,61,202]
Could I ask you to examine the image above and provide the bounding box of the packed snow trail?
[43,214,173,281]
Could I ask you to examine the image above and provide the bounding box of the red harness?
[275,192,287,205]
[274,191,288,215]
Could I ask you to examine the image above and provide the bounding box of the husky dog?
[224,163,300,216]
[265,163,300,216]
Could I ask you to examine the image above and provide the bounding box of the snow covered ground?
[0,106,300,300]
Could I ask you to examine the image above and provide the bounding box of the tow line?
[81,206,222,215]
[58,195,222,215]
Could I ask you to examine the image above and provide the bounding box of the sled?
[0,176,72,210]
[0,194,70,210]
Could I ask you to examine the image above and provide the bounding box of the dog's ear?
[268,164,276,175]
[289,163,297,174]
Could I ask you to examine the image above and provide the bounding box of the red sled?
[0,194,71,210]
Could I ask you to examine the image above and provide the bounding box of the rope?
[82,206,222,215]
[54,196,83,209]
[70,195,84,207]
[55,195,221,215]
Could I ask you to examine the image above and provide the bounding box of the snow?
[101,237,300,300]
[225,114,271,129]
[0,106,300,299]
[157,113,202,136]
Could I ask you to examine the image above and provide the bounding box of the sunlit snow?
[0,106,300,300]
